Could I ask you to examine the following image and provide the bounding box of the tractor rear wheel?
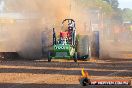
[77,35,90,60]
[48,51,51,62]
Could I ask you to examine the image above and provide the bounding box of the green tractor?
[47,19,90,62]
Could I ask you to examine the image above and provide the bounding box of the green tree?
[111,0,119,9]
[78,0,123,23]
[78,0,113,15]
[122,8,132,22]
[103,0,119,9]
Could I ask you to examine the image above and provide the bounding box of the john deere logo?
[55,46,68,50]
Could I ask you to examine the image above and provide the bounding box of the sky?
[118,0,132,9]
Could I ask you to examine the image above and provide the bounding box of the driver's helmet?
[68,23,74,31]
[68,23,74,27]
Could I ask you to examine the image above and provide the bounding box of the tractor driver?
[60,31,68,45]
[59,23,74,45]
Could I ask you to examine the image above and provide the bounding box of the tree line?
[78,0,132,23]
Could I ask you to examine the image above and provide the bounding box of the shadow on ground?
[0,58,132,77]
[0,83,131,88]
[0,59,132,70]
[0,68,116,76]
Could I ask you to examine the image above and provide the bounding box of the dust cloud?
[0,0,91,59]
[0,0,131,59]
[100,23,132,59]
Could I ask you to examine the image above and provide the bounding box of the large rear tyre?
[77,35,90,60]
[74,52,77,62]
[48,52,51,62]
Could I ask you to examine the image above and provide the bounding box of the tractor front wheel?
[48,52,51,62]
[74,52,78,62]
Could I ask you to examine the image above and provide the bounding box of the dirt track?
[0,58,132,88]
